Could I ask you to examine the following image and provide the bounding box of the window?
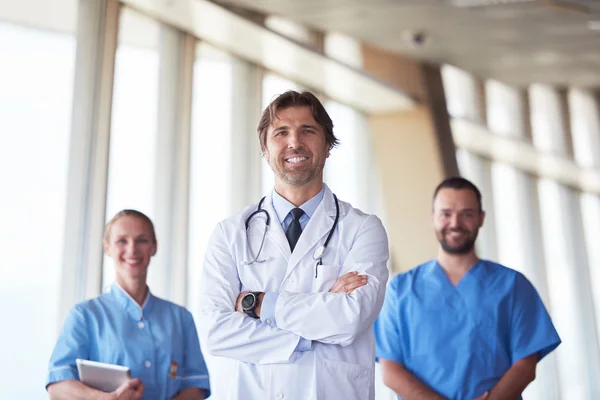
[187,43,234,400]
[102,8,160,287]
[581,193,600,345]
[568,89,600,169]
[538,179,597,399]
[441,64,483,122]
[529,84,569,156]
[0,22,75,399]
[490,163,522,268]
[485,80,526,139]
[187,43,233,311]
[324,101,360,204]
[323,100,378,212]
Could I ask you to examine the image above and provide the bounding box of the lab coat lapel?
[285,186,343,281]
[263,191,292,261]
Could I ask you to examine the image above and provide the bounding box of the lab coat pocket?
[311,264,339,292]
[318,358,372,400]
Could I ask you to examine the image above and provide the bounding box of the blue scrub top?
[47,283,211,399]
[375,259,560,400]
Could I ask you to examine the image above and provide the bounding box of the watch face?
[241,293,256,310]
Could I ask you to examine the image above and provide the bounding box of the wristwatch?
[241,292,262,318]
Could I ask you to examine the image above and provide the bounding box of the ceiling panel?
[213,0,600,87]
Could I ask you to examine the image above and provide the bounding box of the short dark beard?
[438,228,479,255]
[439,238,476,254]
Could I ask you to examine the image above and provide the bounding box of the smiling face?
[103,215,157,286]
[432,188,485,255]
[262,106,330,191]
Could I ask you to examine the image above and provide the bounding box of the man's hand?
[235,292,265,317]
[476,353,537,400]
[329,271,368,294]
[172,387,205,400]
[473,392,488,400]
[110,378,144,400]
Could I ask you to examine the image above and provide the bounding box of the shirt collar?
[110,282,154,320]
[271,186,325,224]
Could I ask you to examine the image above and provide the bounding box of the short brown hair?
[104,209,156,243]
[433,177,483,212]
[257,90,339,151]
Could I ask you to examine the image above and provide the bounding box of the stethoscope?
[242,193,340,278]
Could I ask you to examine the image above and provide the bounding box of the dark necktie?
[286,208,305,252]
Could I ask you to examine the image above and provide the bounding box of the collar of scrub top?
[271,185,326,231]
[110,282,155,320]
[424,259,488,309]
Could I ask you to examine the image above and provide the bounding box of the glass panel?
[102,8,160,288]
[440,64,483,122]
[485,80,526,139]
[581,193,600,350]
[529,84,569,156]
[491,163,563,399]
[538,179,598,399]
[490,163,522,267]
[0,22,75,399]
[569,89,600,169]
[187,43,233,313]
[187,43,234,400]
[324,100,360,206]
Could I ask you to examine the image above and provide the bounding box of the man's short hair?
[257,90,339,152]
[433,176,483,211]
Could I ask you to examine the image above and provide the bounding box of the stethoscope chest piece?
[313,246,325,260]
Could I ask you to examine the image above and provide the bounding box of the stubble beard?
[272,159,325,187]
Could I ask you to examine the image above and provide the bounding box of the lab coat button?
[145,361,151,368]
[138,321,145,328]
[275,393,283,399]
[266,319,272,324]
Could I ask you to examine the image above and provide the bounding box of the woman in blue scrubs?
[46,210,211,399]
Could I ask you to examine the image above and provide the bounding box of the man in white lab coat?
[199,90,390,400]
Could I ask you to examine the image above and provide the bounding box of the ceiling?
[211,0,600,88]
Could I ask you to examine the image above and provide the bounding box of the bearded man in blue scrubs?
[375,177,560,400]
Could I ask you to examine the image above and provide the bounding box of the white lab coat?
[199,185,389,400]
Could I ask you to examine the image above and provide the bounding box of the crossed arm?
[380,353,538,400]
[200,216,389,364]
[234,272,369,315]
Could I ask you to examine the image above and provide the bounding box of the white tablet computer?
[76,359,131,392]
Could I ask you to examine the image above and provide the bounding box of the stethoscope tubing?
[242,193,340,269]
